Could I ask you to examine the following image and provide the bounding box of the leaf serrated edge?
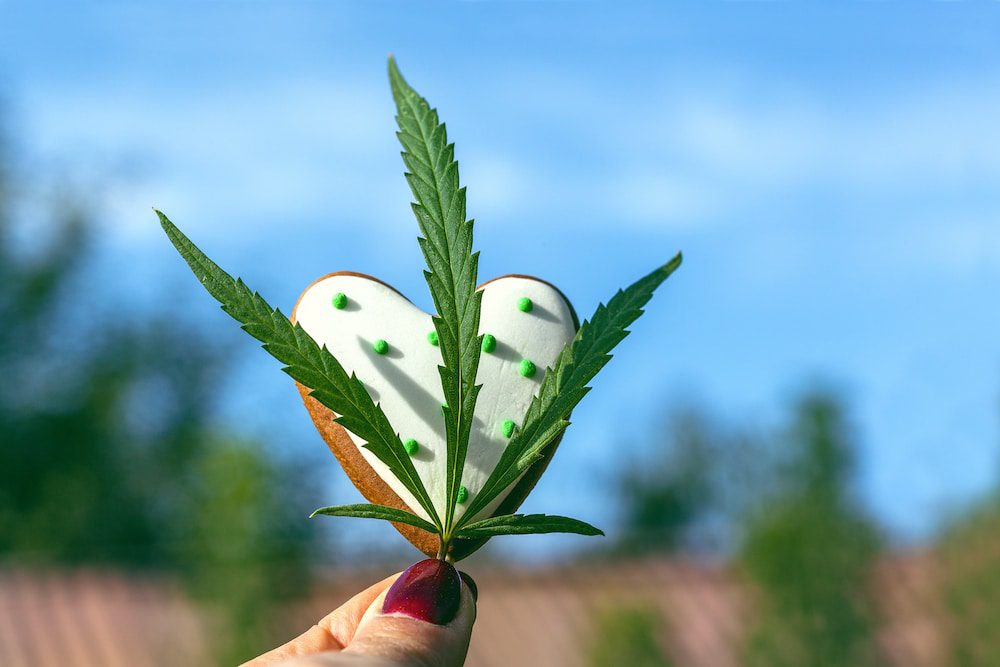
[156,209,442,530]
[388,58,483,542]
[456,513,604,538]
[456,253,683,530]
[311,503,439,534]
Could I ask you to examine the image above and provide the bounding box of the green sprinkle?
[519,359,536,378]
[501,419,516,438]
[427,330,439,346]
[457,486,469,504]
[517,297,533,312]
[403,438,419,456]
[481,334,496,353]
[332,292,348,309]
[441,404,448,416]
[373,339,389,355]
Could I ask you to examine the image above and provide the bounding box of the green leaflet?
[456,513,604,539]
[388,57,482,539]
[156,61,681,558]
[455,254,684,531]
[156,210,441,530]
[311,503,438,534]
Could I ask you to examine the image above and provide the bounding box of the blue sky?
[3,2,1000,555]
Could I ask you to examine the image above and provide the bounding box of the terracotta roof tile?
[0,555,949,666]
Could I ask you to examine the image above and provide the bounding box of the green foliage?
[0,141,317,661]
[455,513,603,539]
[739,392,880,667]
[938,496,1000,666]
[158,58,682,557]
[389,57,483,538]
[456,255,683,532]
[173,439,315,665]
[586,604,672,667]
[311,503,439,533]
[0,209,218,566]
[309,505,603,541]
[612,409,715,555]
[607,404,771,557]
[158,211,440,529]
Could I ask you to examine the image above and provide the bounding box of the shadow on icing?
[361,382,380,403]
[491,339,522,364]
[411,443,436,463]
[525,301,566,324]
[340,299,362,312]
[491,339,544,387]
[355,336,449,436]
[358,335,405,360]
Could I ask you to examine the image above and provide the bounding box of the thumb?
[343,559,476,667]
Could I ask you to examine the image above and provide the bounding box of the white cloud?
[643,79,1000,191]
[19,77,404,241]
[16,66,1000,254]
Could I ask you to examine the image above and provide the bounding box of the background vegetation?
[2,111,999,664]
[0,133,319,663]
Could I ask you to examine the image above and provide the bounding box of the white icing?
[294,274,577,523]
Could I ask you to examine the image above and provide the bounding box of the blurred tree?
[609,405,763,556]
[610,408,716,555]
[587,604,672,667]
[938,497,1000,666]
[174,438,317,664]
[935,386,1000,666]
[739,391,881,667]
[0,125,318,662]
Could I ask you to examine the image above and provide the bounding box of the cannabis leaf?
[455,253,683,531]
[311,503,439,534]
[389,57,482,540]
[156,210,441,529]
[455,513,604,539]
[155,60,683,559]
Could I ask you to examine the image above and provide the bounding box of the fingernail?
[459,571,478,602]
[382,558,462,625]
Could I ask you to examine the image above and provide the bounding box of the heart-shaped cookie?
[292,271,578,557]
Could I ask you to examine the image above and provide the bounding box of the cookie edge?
[292,270,577,560]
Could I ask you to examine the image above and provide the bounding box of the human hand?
[243,559,477,667]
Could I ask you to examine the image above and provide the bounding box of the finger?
[243,574,400,666]
[342,563,476,667]
[316,575,402,648]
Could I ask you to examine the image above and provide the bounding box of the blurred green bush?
[0,130,318,664]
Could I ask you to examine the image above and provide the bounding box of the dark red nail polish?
[382,558,462,625]
[459,571,478,602]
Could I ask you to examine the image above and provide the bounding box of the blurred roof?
[0,556,945,667]
[0,569,207,667]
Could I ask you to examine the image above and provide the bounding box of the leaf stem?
[436,538,450,560]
